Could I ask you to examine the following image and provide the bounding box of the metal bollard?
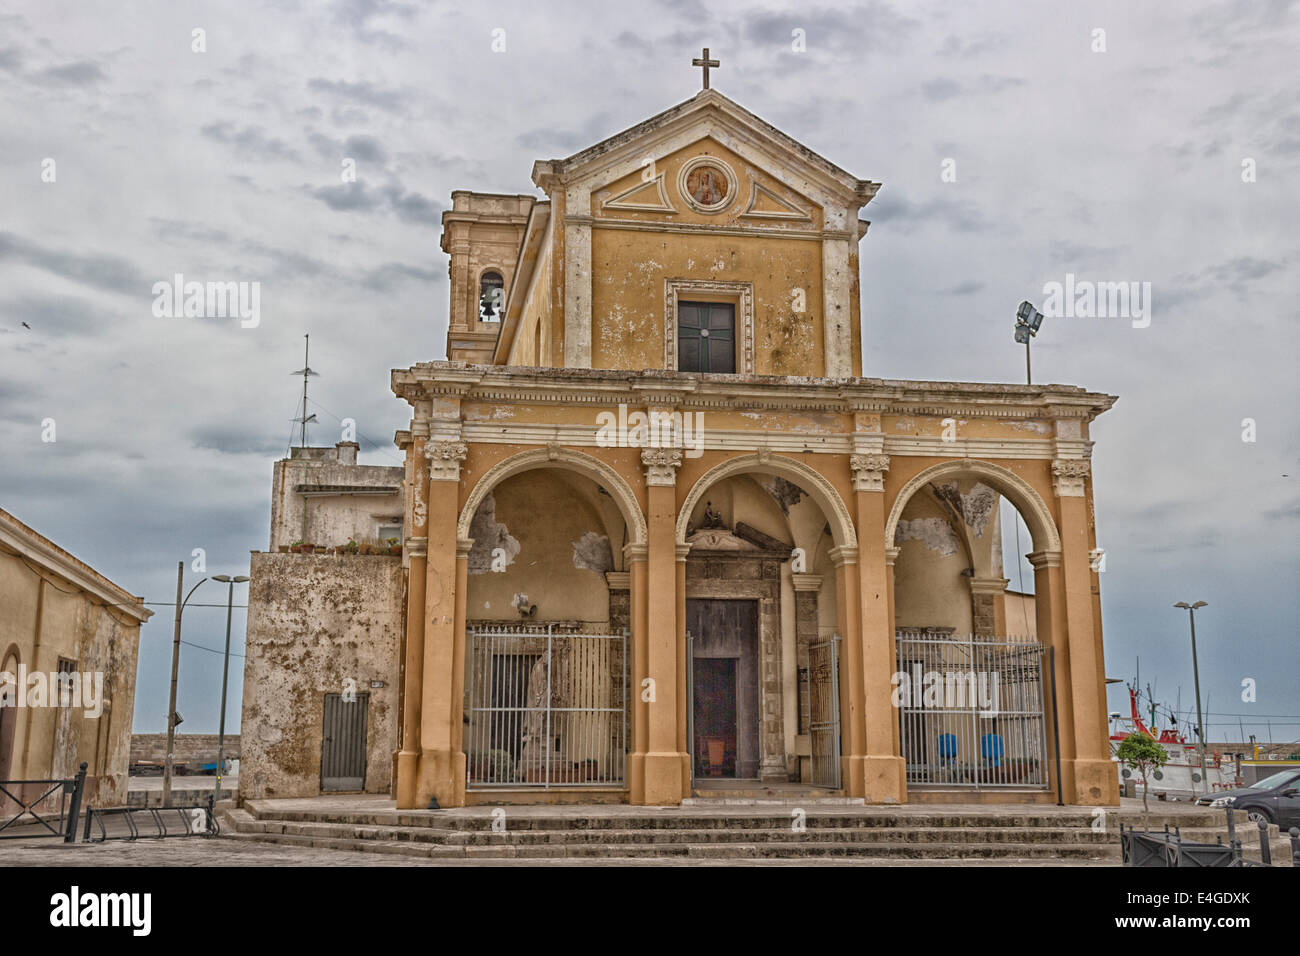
[1225,806,1236,847]
[1290,827,1299,867]
[1258,821,1272,866]
[63,762,87,844]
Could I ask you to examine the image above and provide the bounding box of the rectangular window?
[677,301,735,373]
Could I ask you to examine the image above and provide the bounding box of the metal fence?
[896,632,1049,789]
[0,761,86,842]
[466,624,627,788]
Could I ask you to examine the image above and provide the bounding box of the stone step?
[242,803,1221,831]
[232,816,1115,847]
[681,797,866,806]
[224,829,1116,861]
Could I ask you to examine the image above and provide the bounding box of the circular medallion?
[678,156,736,213]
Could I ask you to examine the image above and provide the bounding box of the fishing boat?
[1110,686,1238,800]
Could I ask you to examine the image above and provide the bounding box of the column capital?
[1051,458,1090,497]
[1026,549,1063,570]
[968,575,1010,595]
[425,440,468,481]
[405,536,428,559]
[455,538,475,559]
[623,542,649,564]
[884,546,901,566]
[791,572,824,592]
[827,544,859,568]
[675,543,693,563]
[850,453,890,492]
[605,571,631,590]
[641,447,683,486]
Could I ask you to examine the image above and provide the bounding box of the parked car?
[1196,768,1300,826]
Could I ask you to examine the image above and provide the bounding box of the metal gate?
[895,632,1048,789]
[321,692,368,791]
[806,635,842,789]
[466,624,627,788]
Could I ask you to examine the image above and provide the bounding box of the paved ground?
[0,836,1114,866]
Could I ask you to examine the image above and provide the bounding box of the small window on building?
[479,271,505,322]
[378,524,402,545]
[677,301,735,373]
[56,657,76,708]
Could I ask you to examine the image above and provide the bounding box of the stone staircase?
[218,798,1245,863]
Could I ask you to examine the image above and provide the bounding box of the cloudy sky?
[1,0,1296,748]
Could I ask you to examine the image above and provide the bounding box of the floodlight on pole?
[1015,300,1045,385]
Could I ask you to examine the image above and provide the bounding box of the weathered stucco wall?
[465,470,616,623]
[0,523,144,808]
[268,444,403,551]
[239,552,404,799]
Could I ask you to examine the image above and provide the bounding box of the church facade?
[386,86,1121,810]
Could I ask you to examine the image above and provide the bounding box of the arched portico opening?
[885,459,1065,797]
[455,447,647,791]
[676,454,856,789]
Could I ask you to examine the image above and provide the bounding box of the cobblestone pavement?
[0,836,1113,866]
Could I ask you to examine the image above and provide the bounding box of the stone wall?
[130,733,241,766]
[239,552,404,800]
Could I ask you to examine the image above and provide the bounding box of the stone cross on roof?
[692,47,719,90]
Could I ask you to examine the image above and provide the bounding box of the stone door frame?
[684,553,786,783]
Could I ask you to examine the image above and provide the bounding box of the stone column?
[969,576,1010,638]
[625,544,648,802]
[1051,458,1116,805]
[828,544,863,797]
[416,439,468,809]
[395,425,428,809]
[790,573,822,783]
[851,452,905,803]
[1028,549,1073,803]
[638,448,686,805]
[884,547,903,764]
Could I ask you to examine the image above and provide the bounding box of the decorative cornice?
[425,440,468,481]
[642,447,683,486]
[850,453,890,492]
[1051,458,1091,497]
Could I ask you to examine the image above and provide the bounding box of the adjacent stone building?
[0,508,152,808]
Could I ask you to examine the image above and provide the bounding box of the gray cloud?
[201,122,300,162]
[37,60,105,86]
[0,232,149,296]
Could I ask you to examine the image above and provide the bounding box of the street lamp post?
[1174,601,1209,794]
[163,563,207,808]
[211,574,249,805]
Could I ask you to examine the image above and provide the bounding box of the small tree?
[1116,732,1168,830]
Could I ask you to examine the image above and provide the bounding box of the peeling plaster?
[467,492,521,574]
[760,475,807,515]
[895,517,961,556]
[933,481,997,538]
[571,530,614,572]
[1000,418,1050,435]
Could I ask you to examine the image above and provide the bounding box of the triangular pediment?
[532,89,879,213]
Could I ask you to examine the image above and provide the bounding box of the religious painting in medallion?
[686,164,729,207]
[678,156,737,212]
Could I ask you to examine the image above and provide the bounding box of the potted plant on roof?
[340,538,360,555]
[386,537,402,555]
[292,540,313,554]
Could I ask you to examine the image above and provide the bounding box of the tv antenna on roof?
[290,333,319,448]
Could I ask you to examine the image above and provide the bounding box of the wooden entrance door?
[687,599,759,779]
